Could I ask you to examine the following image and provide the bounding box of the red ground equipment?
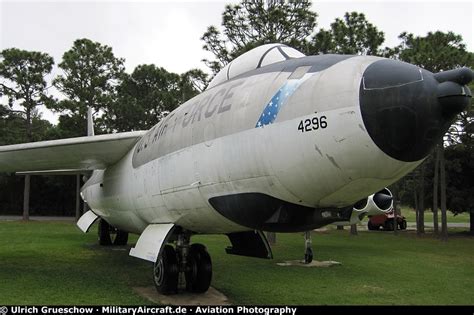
[368,211,407,231]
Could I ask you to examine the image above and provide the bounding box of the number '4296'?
[298,115,327,132]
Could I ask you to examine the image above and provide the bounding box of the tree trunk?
[23,106,32,222]
[266,232,276,245]
[414,188,418,231]
[350,224,358,235]
[23,175,30,221]
[25,107,32,142]
[440,145,448,241]
[75,175,81,222]
[432,146,440,235]
[470,210,474,234]
[417,164,425,235]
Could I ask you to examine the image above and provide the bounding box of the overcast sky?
[1,0,473,124]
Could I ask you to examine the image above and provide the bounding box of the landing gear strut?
[98,219,128,246]
[304,231,313,264]
[153,232,212,295]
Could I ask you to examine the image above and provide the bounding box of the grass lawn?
[0,220,473,305]
[399,207,471,223]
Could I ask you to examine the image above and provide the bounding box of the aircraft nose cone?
[359,59,472,162]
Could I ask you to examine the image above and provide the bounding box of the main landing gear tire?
[98,219,129,246]
[154,245,179,295]
[185,244,212,293]
[304,247,313,264]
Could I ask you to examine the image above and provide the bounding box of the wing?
[0,131,145,173]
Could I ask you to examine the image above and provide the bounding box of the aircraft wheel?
[399,220,407,230]
[384,220,394,231]
[98,219,112,246]
[154,245,179,295]
[185,244,212,293]
[304,247,313,264]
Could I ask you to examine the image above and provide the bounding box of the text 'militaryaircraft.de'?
[0,44,472,294]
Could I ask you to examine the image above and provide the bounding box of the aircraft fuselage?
[81,54,464,234]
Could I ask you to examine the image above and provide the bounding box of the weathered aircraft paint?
[1,43,471,294]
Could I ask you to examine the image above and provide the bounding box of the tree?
[201,0,317,73]
[179,69,209,102]
[104,65,199,132]
[0,48,55,221]
[52,38,125,136]
[389,31,474,235]
[0,48,54,141]
[308,12,384,55]
[386,31,473,72]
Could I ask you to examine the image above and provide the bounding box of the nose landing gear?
[304,231,313,264]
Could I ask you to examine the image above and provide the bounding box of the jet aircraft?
[0,44,472,294]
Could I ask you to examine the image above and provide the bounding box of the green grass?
[0,220,473,305]
[399,207,470,223]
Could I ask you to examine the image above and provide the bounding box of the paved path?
[406,222,469,228]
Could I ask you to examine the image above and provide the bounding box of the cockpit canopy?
[207,43,305,89]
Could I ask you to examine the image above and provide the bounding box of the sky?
[0,0,473,124]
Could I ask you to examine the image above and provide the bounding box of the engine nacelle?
[334,188,393,226]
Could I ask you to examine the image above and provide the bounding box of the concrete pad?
[133,286,231,305]
[277,260,342,267]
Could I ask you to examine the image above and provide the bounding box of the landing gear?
[304,231,313,264]
[185,244,212,293]
[98,219,128,246]
[154,245,179,295]
[153,232,212,295]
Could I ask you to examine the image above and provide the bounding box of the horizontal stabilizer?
[0,131,145,173]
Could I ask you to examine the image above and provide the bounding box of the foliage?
[389,31,474,216]
[201,0,317,73]
[104,65,206,132]
[308,12,384,55]
[444,144,474,214]
[0,48,54,140]
[179,68,209,99]
[384,31,474,72]
[52,38,125,135]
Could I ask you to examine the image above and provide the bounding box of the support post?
[75,174,81,222]
[22,175,30,221]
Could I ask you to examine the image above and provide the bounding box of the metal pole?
[22,175,30,221]
[75,174,81,221]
